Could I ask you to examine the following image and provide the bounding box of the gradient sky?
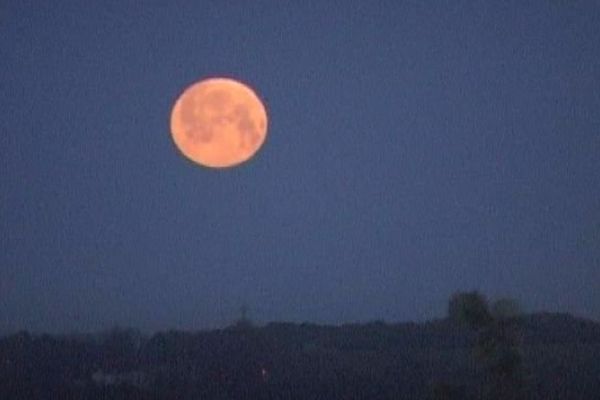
[1,1,599,333]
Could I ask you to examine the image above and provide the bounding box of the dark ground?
[1,312,599,399]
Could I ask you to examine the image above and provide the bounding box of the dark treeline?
[1,293,599,399]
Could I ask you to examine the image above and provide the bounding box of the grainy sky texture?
[1,1,599,333]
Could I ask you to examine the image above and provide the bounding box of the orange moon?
[170,77,268,168]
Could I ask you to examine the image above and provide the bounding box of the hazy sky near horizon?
[1,1,599,333]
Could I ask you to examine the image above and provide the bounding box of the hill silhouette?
[1,312,598,399]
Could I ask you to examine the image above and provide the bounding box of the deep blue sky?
[1,1,599,333]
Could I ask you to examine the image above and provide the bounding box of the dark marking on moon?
[186,125,213,143]
[233,103,260,149]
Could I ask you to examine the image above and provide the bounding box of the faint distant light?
[261,367,269,382]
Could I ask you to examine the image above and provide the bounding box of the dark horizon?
[2,305,599,400]
[1,296,597,337]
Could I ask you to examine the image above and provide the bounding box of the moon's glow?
[170,78,268,168]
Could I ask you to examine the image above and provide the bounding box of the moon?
[170,77,268,168]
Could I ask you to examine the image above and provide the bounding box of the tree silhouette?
[448,291,492,330]
[448,292,525,400]
[229,304,254,331]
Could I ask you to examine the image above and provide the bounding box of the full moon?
[170,77,268,168]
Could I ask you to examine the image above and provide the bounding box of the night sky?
[1,1,599,334]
